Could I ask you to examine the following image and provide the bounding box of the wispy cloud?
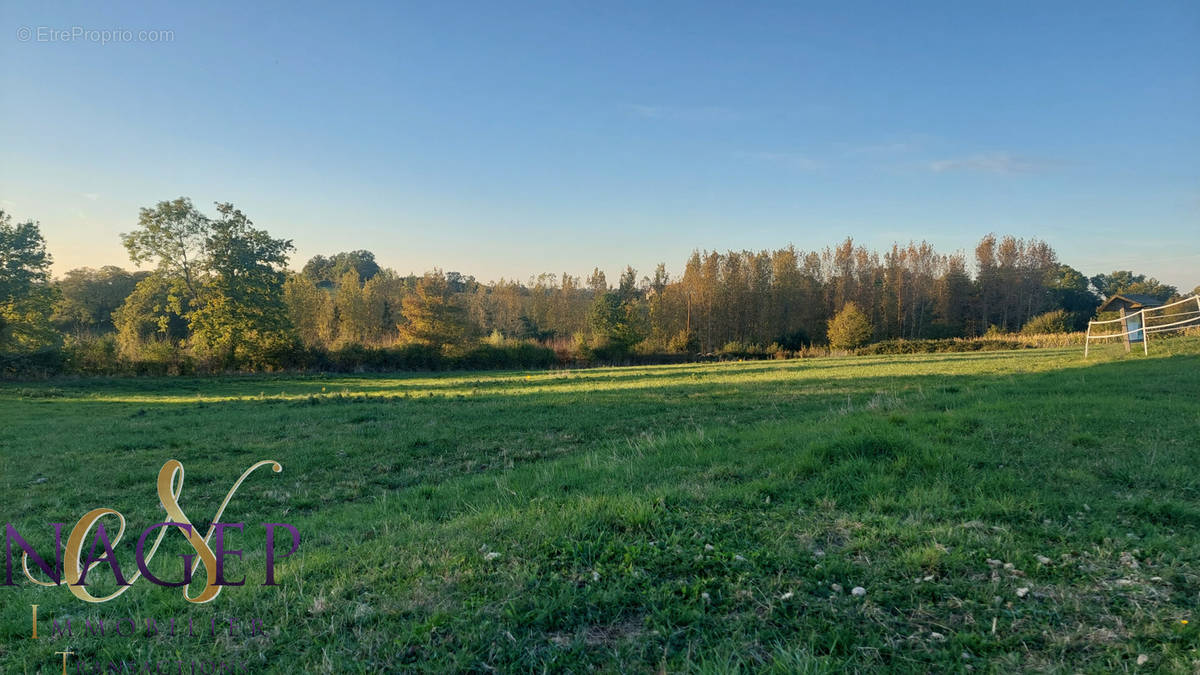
[622,103,744,122]
[838,134,933,157]
[928,152,1057,174]
[82,192,100,201]
[844,141,917,155]
[737,151,821,171]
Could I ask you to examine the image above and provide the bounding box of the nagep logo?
[4,459,299,603]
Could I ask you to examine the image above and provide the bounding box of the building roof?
[1097,293,1166,312]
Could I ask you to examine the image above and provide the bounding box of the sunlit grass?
[2,338,1198,671]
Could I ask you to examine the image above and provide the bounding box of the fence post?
[1142,309,1149,355]
[1120,308,1131,353]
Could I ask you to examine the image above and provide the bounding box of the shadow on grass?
[3,347,1200,671]
[4,348,1197,523]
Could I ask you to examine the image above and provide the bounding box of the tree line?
[0,198,1192,374]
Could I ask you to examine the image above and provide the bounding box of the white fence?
[1084,295,1200,357]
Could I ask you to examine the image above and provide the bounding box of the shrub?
[717,341,769,358]
[458,342,556,370]
[717,341,746,356]
[827,303,873,350]
[64,335,121,375]
[587,338,631,364]
[773,330,809,350]
[858,338,1028,355]
[856,333,1085,355]
[666,330,698,354]
[0,348,65,377]
[126,339,194,376]
[1022,310,1073,335]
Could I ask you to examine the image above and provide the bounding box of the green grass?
[2,339,1199,672]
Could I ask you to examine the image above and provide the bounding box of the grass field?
[2,339,1199,672]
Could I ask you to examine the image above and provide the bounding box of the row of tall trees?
[276,236,1186,355]
[2,199,1194,372]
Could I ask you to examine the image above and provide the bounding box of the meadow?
[2,339,1199,672]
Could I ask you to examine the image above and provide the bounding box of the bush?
[773,330,810,351]
[0,348,65,377]
[328,343,445,371]
[135,339,194,376]
[717,341,769,358]
[858,338,1029,355]
[1022,310,1073,335]
[666,330,698,354]
[457,342,556,370]
[827,303,873,350]
[64,335,121,375]
[856,333,1085,355]
[315,340,560,372]
[587,338,631,364]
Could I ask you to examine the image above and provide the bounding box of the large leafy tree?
[121,197,209,302]
[398,270,470,348]
[1045,264,1099,329]
[53,266,150,335]
[283,273,335,347]
[827,302,873,350]
[113,273,192,356]
[588,290,647,350]
[187,203,295,367]
[302,250,381,288]
[118,199,296,367]
[0,211,59,354]
[587,264,648,351]
[1089,271,1177,301]
[333,270,388,345]
[0,211,51,299]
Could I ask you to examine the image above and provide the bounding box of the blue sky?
[2,1,1197,288]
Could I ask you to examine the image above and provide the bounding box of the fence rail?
[1084,295,1200,357]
